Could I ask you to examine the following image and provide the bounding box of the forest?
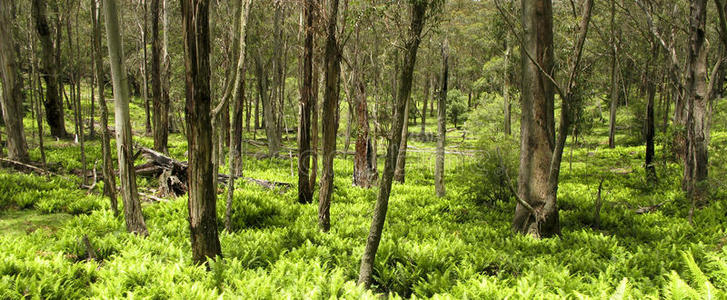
[0,0,727,298]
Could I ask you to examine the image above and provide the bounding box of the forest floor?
[0,90,726,298]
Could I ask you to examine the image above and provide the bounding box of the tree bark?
[393,93,411,183]
[102,0,148,235]
[226,0,252,232]
[141,1,151,136]
[607,0,618,148]
[503,36,512,136]
[32,0,67,138]
[319,0,342,232]
[353,55,373,188]
[151,0,169,153]
[358,1,428,288]
[309,56,320,192]
[92,0,118,215]
[298,0,315,204]
[435,40,448,198]
[645,44,658,183]
[181,0,222,264]
[421,74,430,135]
[684,0,709,204]
[0,0,29,162]
[513,0,558,237]
[513,0,593,238]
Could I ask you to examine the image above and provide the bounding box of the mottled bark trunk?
[684,0,709,203]
[358,1,428,288]
[503,37,512,136]
[420,75,430,135]
[645,45,658,183]
[151,0,169,153]
[102,0,148,235]
[32,0,67,138]
[141,1,151,136]
[513,0,558,237]
[309,58,320,191]
[0,0,29,162]
[319,0,341,232]
[435,41,448,198]
[225,0,251,232]
[353,72,373,188]
[298,0,315,204]
[607,0,618,149]
[393,94,410,183]
[181,0,222,264]
[92,0,117,215]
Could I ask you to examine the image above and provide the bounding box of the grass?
[0,86,725,298]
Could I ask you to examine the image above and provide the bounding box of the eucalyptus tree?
[32,0,67,138]
[181,0,222,264]
[91,0,118,215]
[0,0,29,162]
[358,0,438,288]
[510,0,593,237]
[102,0,148,235]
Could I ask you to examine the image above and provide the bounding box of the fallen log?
[134,147,292,196]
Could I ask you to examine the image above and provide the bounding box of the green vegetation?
[0,91,725,298]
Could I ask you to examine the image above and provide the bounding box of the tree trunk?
[151,0,169,153]
[421,74,429,135]
[32,0,67,138]
[0,0,29,162]
[353,56,373,188]
[684,0,709,204]
[102,0,148,235]
[225,0,251,231]
[92,0,118,215]
[309,57,320,192]
[393,93,411,183]
[645,44,658,183]
[358,1,428,288]
[512,0,558,237]
[319,0,342,232]
[181,0,222,264]
[607,0,618,148]
[298,0,315,204]
[435,40,448,198]
[141,1,151,136]
[503,37,512,136]
[69,7,87,185]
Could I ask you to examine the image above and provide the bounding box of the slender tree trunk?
[0,0,29,162]
[69,8,87,185]
[151,0,169,153]
[309,57,320,191]
[226,0,252,231]
[32,0,67,138]
[30,36,47,169]
[504,37,512,136]
[298,0,315,204]
[421,75,429,135]
[318,0,342,232]
[435,40,448,198]
[103,0,148,235]
[608,0,618,148]
[353,50,373,188]
[181,0,221,264]
[92,0,118,215]
[358,1,428,288]
[684,0,709,205]
[140,1,151,136]
[393,94,410,183]
[645,44,658,183]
